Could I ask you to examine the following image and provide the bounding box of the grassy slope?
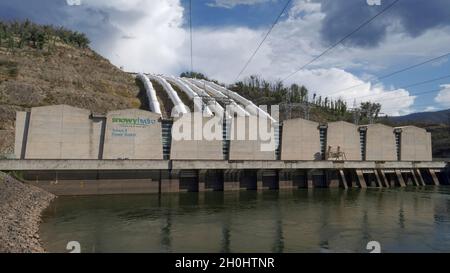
[0,42,146,155]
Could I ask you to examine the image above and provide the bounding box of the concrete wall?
[12,106,434,163]
[103,109,163,160]
[22,170,162,195]
[14,112,27,159]
[327,121,361,160]
[170,113,223,160]
[229,116,276,160]
[365,123,397,161]
[397,126,432,161]
[281,118,320,161]
[24,105,103,159]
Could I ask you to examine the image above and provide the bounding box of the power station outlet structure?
[5,73,447,195]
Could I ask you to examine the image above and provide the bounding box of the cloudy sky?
[1,0,450,115]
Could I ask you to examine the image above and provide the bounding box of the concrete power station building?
[8,74,446,196]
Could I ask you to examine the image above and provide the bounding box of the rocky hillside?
[0,172,55,252]
[0,22,147,156]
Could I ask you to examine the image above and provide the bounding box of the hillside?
[380,109,450,159]
[0,22,146,156]
[1,21,448,159]
[389,109,450,124]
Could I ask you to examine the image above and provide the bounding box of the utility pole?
[287,88,292,120]
[304,102,310,120]
[447,111,450,134]
[352,100,360,125]
[189,0,194,77]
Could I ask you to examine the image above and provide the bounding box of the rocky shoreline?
[0,172,55,253]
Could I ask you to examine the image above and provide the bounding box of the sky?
[1,0,450,116]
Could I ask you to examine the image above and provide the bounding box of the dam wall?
[326,121,361,161]
[229,116,276,161]
[363,123,397,161]
[102,109,163,160]
[170,113,223,160]
[396,126,432,161]
[16,105,103,160]
[7,104,445,195]
[281,118,320,161]
[14,105,434,162]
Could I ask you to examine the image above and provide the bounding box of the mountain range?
[390,109,450,125]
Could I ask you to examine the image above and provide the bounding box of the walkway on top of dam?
[0,159,447,171]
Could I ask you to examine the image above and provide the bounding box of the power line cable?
[327,52,450,99]
[381,101,440,111]
[234,0,293,82]
[371,87,442,103]
[344,73,450,102]
[282,0,401,82]
[189,0,193,75]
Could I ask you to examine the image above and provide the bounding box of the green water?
[40,187,450,253]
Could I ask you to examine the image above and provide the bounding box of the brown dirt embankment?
[0,172,55,253]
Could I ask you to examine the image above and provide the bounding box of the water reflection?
[40,187,450,253]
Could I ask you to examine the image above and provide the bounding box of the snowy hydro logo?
[112,117,156,126]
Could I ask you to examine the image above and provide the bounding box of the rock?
[0,172,55,253]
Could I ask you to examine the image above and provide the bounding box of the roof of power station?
[11,74,433,162]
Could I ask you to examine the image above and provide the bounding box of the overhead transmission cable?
[381,101,441,111]
[234,0,293,82]
[327,52,450,99]
[189,0,194,76]
[343,73,450,102]
[370,87,442,104]
[282,0,401,82]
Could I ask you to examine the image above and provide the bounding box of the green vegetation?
[0,20,90,50]
[180,71,219,84]
[231,75,350,118]
[183,72,449,157]
[428,124,450,158]
[182,72,381,123]
[381,119,450,158]
[0,20,142,156]
[0,59,19,81]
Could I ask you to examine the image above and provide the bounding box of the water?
[40,187,450,253]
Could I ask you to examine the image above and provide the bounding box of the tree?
[300,86,308,102]
[360,102,381,124]
[0,20,91,50]
[180,71,209,80]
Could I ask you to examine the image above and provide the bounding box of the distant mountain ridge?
[390,109,450,124]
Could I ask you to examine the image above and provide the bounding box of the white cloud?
[86,0,187,75]
[435,84,450,107]
[285,68,415,116]
[207,0,276,9]
[67,0,450,115]
[424,106,438,112]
